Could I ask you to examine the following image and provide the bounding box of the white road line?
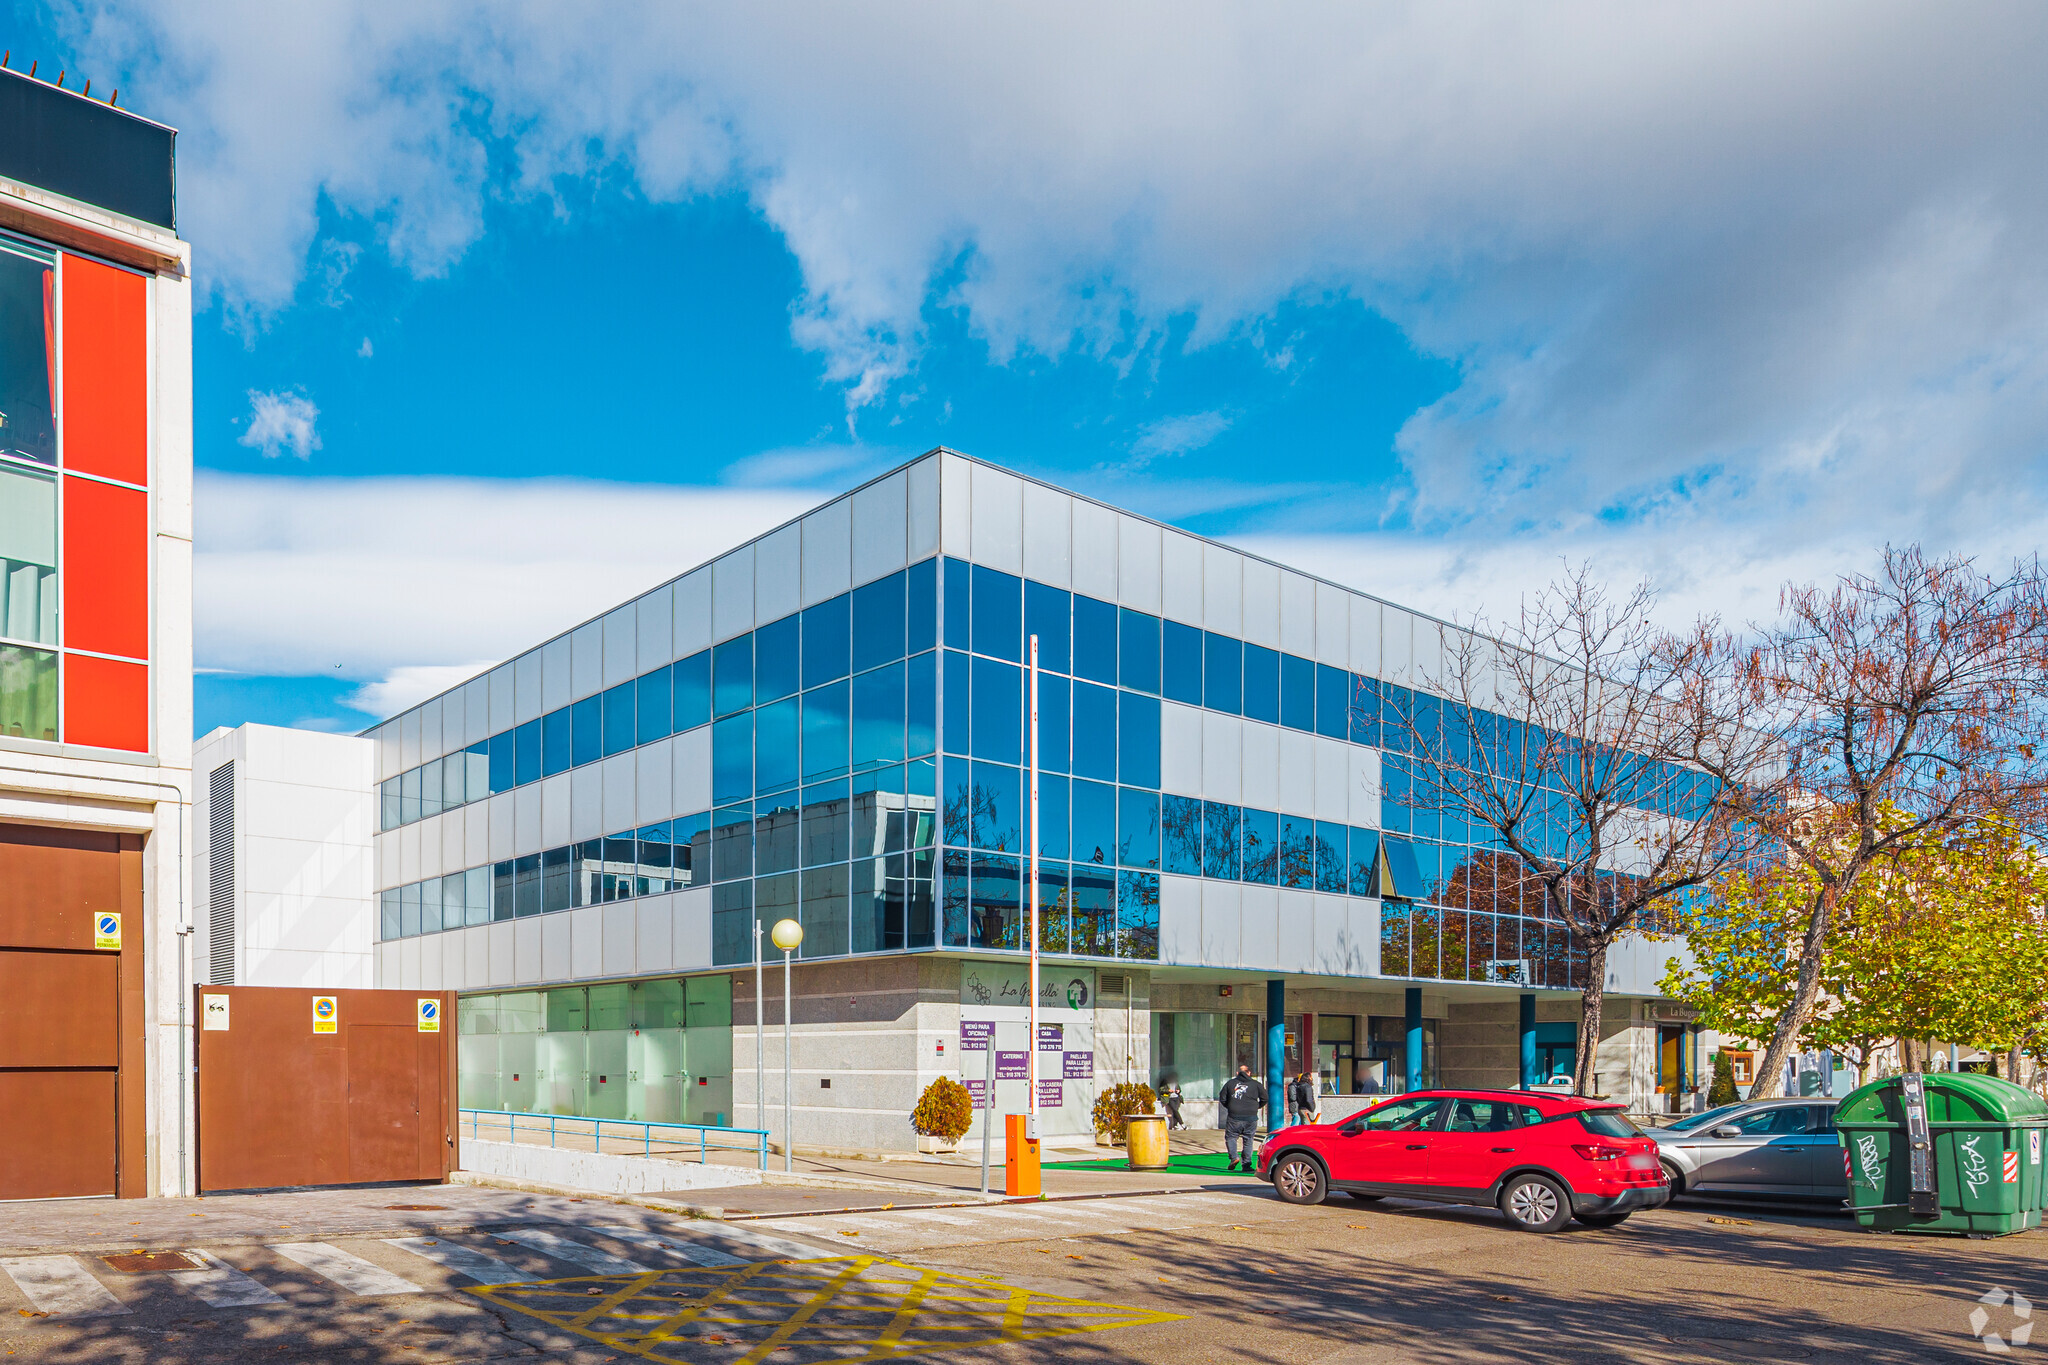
[0,1256,129,1317]
[496,1229,650,1275]
[707,1224,839,1261]
[586,1227,746,1267]
[384,1238,534,1287]
[269,1242,423,1297]
[807,1214,910,1233]
[880,1208,982,1227]
[167,1250,285,1308]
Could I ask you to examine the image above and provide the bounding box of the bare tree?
[1667,547,2048,1099]
[1387,566,1772,1096]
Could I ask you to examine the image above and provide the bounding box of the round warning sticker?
[313,996,338,1033]
[93,913,121,950]
[417,998,441,1033]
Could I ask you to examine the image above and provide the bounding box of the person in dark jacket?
[1217,1065,1267,1171]
[1287,1070,1321,1126]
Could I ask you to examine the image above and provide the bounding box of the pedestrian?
[1217,1064,1267,1172]
[1162,1082,1185,1131]
[1289,1069,1321,1126]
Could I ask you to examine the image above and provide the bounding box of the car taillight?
[1571,1143,1628,1161]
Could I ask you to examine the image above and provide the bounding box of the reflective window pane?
[1281,653,1315,731]
[674,811,710,888]
[401,882,421,937]
[907,558,938,655]
[1037,673,1070,775]
[943,557,970,650]
[851,764,898,857]
[420,757,443,820]
[1314,821,1348,893]
[1243,807,1279,885]
[1072,778,1115,867]
[1162,622,1202,705]
[542,846,574,912]
[970,851,1021,950]
[1119,608,1160,694]
[1118,692,1160,789]
[1073,595,1118,684]
[1117,870,1160,960]
[851,856,887,954]
[514,853,542,917]
[907,650,937,758]
[1315,663,1348,740]
[1348,674,1379,747]
[942,650,970,756]
[851,661,905,771]
[488,732,513,795]
[1280,814,1315,889]
[801,781,850,867]
[1204,632,1242,715]
[542,707,571,776]
[1203,802,1240,880]
[637,665,673,746]
[1071,864,1115,955]
[1035,862,1071,954]
[673,650,711,731]
[466,743,490,804]
[801,864,851,956]
[942,847,970,946]
[1024,581,1070,675]
[801,681,850,784]
[758,872,798,952]
[380,888,400,940]
[1118,787,1160,870]
[969,655,1021,765]
[1244,644,1281,724]
[712,804,754,882]
[514,719,541,786]
[971,565,1021,663]
[420,877,442,934]
[803,594,851,689]
[0,251,59,465]
[442,756,465,811]
[713,712,753,803]
[943,759,970,848]
[710,880,753,966]
[601,682,634,757]
[852,569,906,673]
[756,696,801,794]
[713,634,753,716]
[1072,682,1116,783]
[969,760,1021,852]
[379,778,401,832]
[1039,773,1071,861]
[493,860,515,920]
[464,866,490,926]
[1162,794,1203,876]
[572,694,602,767]
[756,614,800,703]
[905,846,936,948]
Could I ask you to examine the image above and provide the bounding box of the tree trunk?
[2010,1040,2025,1083]
[1574,938,1609,1096]
[1745,883,1838,1099]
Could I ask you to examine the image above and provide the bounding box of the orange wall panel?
[63,654,149,753]
[60,255,149,487]
[62,476,148,660]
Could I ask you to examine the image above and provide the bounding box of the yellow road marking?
[467,1255,1182,1362]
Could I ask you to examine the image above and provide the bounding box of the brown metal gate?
[0,823,145,1201]
[195,986,456,1193]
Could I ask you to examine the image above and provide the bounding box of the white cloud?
[62,3,2048,556]
[237,389,321,459]
[192,471,820,684]
[346,662,495,717]
[1127,411,1231,468]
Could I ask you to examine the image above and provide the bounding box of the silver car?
[1648,1098,1847,1201]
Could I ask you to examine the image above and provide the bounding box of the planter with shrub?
[911,1076,973,1153]
[1091,1082,1158,1146]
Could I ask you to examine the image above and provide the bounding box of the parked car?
[1646,1097,1846,1201]
[1257,1088,1671,1233]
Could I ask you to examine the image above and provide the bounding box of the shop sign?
[1038,1023,1063,1051]
[961,1020,993,1051]
[995,1050,1027,1080]
[1038,1080,1063,1106]
[1064,1051,1094,1079]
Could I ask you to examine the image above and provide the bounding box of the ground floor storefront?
[445,952,1713,1152]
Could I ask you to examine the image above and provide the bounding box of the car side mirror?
[1339,1120,1366,1137]
[1710,1125,1741,1139]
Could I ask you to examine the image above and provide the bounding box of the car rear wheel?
[1272,1155,1327,1205]
[1574,1211,1632,1228]
[1499,1174,1572,1233]
[1659,1161,1685,1195]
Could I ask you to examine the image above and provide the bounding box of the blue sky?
[15,3,2048,736]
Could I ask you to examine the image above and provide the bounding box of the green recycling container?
[1836,1072,2048,1237]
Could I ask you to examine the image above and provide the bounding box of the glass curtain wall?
[0,239,59,741]
[456,976,734,1125]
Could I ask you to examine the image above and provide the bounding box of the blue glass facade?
[374,540,1705,994]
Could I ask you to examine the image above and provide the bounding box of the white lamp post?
[771,917,803,1172]
[1028,633,1041,1136]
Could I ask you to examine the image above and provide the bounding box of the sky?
[10,2,2048,736]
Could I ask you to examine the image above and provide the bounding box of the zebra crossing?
[751,1191,1254,1254]
[0,1217,842,1320]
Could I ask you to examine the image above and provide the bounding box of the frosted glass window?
[0,465,57,645]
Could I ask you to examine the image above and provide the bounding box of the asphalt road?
[0,1183,2038,1363]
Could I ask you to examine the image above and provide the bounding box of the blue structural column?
[1404,986,1424,1093]
[1266,979,1286,1130]
[1519,993,1538,1090]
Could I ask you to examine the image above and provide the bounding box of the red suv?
[1256,1089,1670,1232]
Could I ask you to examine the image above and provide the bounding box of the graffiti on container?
[1960,1134,1991,1196]
[1856,1133,1883,1187]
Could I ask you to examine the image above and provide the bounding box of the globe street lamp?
[771,917,803,1172]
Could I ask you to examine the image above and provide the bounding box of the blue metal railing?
[460,1108,770,1170]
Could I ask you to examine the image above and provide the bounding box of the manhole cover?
[386,1204,450,1211]
[103,1252,202,1273]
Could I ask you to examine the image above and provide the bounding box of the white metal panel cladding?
[1279,571,1316,657]
[1159,701,1203,796]
[513,783,542,859]
[540,635,572,714]
[756,523,802,623]
[636,583,675,670]
[674,568,712,656]
[907,453,941,561]
[540,772,571,849]
[399,708,421,772]
[1315,581,1350,666]
[1070,498,1118,601]
[569,620,603,701]
[939,451,972,557]
[969,461,1024,573]
[1160,529,1204,626]
[418,697,443,765]
[488,663,515,732]
[514,649,543,726]
[802,495,853,606]
[207,760,235,984]
[463,677,491,747]
[1022,480,1072,587]
[1349,593,1382,678]
[1203,542,1242,636]
[1240,558,1281,649]
[851,469,909,588]
[602,603,638,688]
[712,544,755,642]
[1117,514,1161,613]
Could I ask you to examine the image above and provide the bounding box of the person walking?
[1162,1082,1186,1131]
[1288,1069,1322,1126]
[1218,1064,1267,1172]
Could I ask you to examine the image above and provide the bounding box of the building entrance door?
[1232,1014,1262,1074]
